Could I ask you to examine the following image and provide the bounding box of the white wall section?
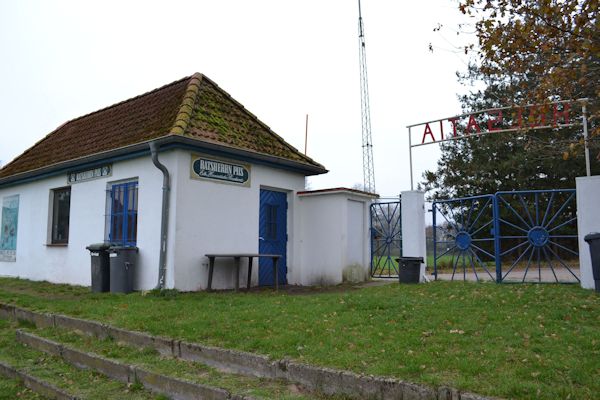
[400,191,427,282]
[576,176,600,290]
[296,190,374,286]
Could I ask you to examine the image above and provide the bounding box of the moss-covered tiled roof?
[0,73,325,179]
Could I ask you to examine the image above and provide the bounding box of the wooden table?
[205,253,282,291]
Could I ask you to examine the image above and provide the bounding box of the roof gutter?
[149,141,170,290]
[0,136,327,189]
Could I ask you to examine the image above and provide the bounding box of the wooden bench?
[205,253,282,291]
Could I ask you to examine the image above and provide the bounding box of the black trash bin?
[584,233,600,292]
[396,257,423,284]
[108,246,138,294]
[86,243,111,293]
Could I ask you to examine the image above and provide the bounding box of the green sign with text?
[191,156,250,185]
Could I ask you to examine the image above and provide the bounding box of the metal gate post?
[432,202,438,280]
[493,194,502,283]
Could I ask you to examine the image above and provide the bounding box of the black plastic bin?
[584,233,600,292]
[86,243,111,293]
[108,246,138,294]
[396,257,423,284]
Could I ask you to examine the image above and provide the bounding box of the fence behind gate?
[432,189,579,283]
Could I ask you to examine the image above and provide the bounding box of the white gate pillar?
[401,191,427,281]
[576,176,600,290]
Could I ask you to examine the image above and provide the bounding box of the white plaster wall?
[170,151,306,291]
[576,176,600,290]
[347,200,365,266]
[296,192,373,286]
[400,191,427,281]
[0,152,175,290]
[297,194,344,285]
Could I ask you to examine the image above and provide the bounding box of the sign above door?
[191,155,250,186]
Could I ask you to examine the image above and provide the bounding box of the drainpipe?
[149,141,170,290]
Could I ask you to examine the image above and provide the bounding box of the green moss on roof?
[184,78,312,164]
[0,73,325,180]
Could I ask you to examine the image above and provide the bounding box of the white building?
[0,73,376,291]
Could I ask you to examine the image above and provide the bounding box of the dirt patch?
[218,279,395,296]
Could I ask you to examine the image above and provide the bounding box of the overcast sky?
[0,0,474,197]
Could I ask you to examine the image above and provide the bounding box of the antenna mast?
[358,0,375,193]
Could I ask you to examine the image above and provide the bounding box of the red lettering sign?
[529,105,546,127]
[421,123,436,144]
[447,117,459,137]
[466,115,481,134]
[412,100,578,146]
[512,108,523,129]
[487,110,502,131]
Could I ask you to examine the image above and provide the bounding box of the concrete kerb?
[178,340,277,378]
[54,314,109,339]
[16,329,63,356]
[134,368,231,400]
[105,324,174,356]
[14,307,55,328]
[62,346,135,383]
[0,360,79,400]
[3,303,499,400]
[0,303,15,320]
[279,360,436,400]
[16,329,256,400]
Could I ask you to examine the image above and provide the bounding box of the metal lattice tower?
[358,0,375,193]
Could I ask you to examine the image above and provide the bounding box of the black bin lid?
[584,233,600,242]
[395,257,424,262]
[108,246,139,253]
[86,243,111,251]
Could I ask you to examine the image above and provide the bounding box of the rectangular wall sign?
[191,155,250,186]
[0,195,19,262]
[68,165,112,184]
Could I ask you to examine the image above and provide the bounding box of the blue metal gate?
[432,195,496,281]
[370,201,402,278]
[432,189,579,283]
[495,190,579,283]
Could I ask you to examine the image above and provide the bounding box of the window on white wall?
[51,187,71,244]
[107,181,138,246]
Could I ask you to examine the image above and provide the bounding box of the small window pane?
[266,205,278,240]
[51,188,71,244]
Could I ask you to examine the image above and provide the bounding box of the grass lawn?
[0,376,44,400]
[0,278,598,399]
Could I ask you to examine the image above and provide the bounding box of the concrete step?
[0,319,160,400]
[1,302,496,400]
[17,329,326,400]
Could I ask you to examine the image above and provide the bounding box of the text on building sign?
[191,156,250,185]
[68,165,112,184]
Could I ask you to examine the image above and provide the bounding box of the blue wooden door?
[259,189,287,286]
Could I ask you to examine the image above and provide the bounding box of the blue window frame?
[109,181,138,246]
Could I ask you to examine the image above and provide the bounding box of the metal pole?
[408,127,414,190]
[493,195,502,283]
[432,202,437,280]
[304,114,309,155]
[582,102,591,177]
